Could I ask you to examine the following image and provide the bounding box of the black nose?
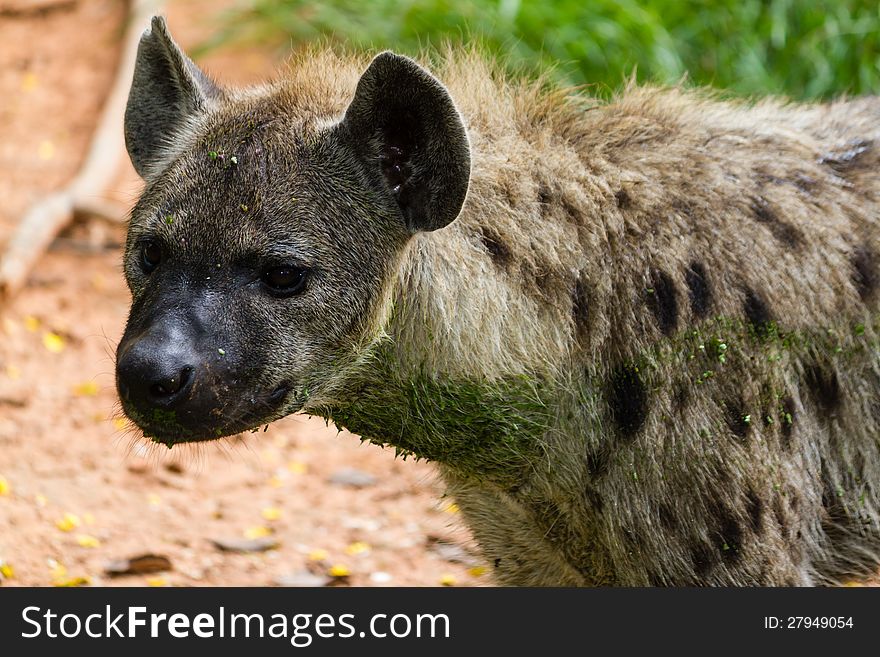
[117,337,197,408]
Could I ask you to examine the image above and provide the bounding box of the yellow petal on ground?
[439,573,457,586]
[328,564,350,578]
[38,140,55,161]
[23,315,40,332]
[0,562,13,579]
[286,461,307,474]
[147,494,161,508]
[442,502,460,514]
[842,581,865,587]
[267,475,285,488]
[146,577,169,587]
[42,332,65,353]
[0,476,10,496]
[55,512,81,532]
[73,381,99,396]
[76,534,100,548]
[243,526,272,539]
[5,364,21,380]
[112,417,130,431]
[21,72,38,92]
[54,576,91,587]
[467,566,488,577]
[261,507,282,521]
[344,541,370,556]
[308,548,329,562]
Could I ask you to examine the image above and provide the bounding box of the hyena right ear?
[339,52,471,233]
[124,16,222,179]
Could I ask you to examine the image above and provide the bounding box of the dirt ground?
[0,0,484,588]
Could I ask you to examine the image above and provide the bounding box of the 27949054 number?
[764,617,854,629]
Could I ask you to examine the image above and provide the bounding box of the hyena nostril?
[149,365,194,398]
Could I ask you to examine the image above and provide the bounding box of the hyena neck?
[310,335,556,487]
[309,238,559,486]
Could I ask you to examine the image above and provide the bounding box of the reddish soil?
[0,0,483,588]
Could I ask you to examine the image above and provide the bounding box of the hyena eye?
[261,266,308,296]
[139,239,162,274]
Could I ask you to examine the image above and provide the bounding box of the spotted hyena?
[116,16,880,585]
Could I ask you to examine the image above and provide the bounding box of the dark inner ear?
[379,115,417,193]
[379,111,425,214]
[339,52,471,233]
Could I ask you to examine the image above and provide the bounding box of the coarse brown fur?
[118,17,880,586]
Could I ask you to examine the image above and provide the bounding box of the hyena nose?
[116,339,197,408]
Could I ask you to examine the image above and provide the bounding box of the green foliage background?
[201,0,880,99]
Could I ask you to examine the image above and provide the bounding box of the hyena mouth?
[126,382,296,447]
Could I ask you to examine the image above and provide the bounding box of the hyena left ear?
[125,16,223,179]
[339,52,471,233]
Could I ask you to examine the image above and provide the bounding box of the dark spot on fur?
[743,288,774,338]
[585,447,609,478]
[479,227,511,267]
[804,363,840,417]
[537,185,552,208]
[779,396,796,448]
[819,138,873,176]
[751,196,804,247]
[571,276,590,339]
[673,382,690,413]
[584,487,604,515]
[712,503,744,564]
[646,269,678,336]
[851,246,878,301]
[607,366,648,440]
[690,542,717,577]
[614,188,632,209]
[658,503,678,531]
[685,262,712,319]
[725,398,751,440]
[494,558,501,569]
[746,489,764,533]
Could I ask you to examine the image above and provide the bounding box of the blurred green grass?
[199,0,880,99]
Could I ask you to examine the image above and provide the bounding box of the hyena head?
[116,17,470,443]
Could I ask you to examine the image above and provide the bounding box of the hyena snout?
[115,317,235,442]
[115,314,290,442]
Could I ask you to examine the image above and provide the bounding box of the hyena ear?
[340,52,471,233]
[124,16,222,178]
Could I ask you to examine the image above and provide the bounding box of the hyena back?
[118,17,880,585]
